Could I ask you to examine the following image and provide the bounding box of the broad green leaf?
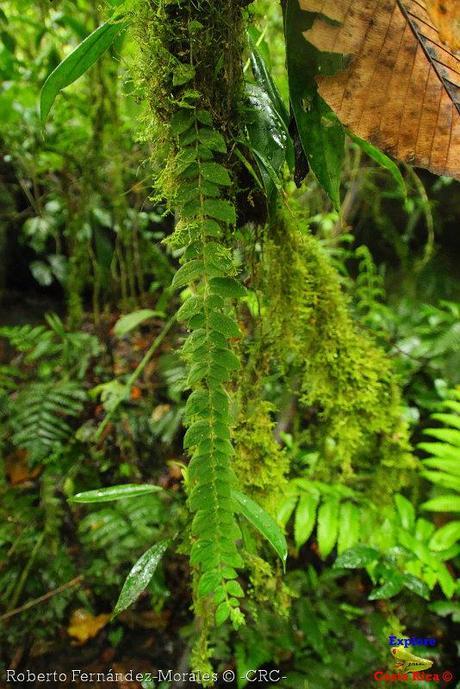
[337,501,360,554]
[421,495,460,512]
[245,83,287,209]
[428,601,460,619]
[334,545,379,569]
[349,133,406,197]
[402,574,430,599]
[69,484,161,503]
[317,498,339,558]
[40,21,125,123]
[114,309,159,336]
[172,259,205,289]
[394,494,416,531]
[232,489,287,567]
[215,601,230,625]
[294,492,319,548]
[202,199,236,224]
[429,521,460,552]
[369,573,404,600]
[201,162,232,186]
[113,540,170,616]
[210,277,247,299]
[284,0,347,208]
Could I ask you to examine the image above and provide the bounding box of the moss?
[259,213,415,494]
[233,401,289,512]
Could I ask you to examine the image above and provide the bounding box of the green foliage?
[1,0,459,680]
[10,381,86,464]
[419,389,460,551]
[132,0,249,630]
[261,216,414,488]
[40,19,126,123]
[284,0,346,207]
[113,539,170,616]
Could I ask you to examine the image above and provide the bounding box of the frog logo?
[391,647,434,673]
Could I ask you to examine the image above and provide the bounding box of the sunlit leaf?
[40,20,125,123]
[69,484,162,503]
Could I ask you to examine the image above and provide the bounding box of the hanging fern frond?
[10,381,86,464]
[169,106,247,628]
[419,389,460,551]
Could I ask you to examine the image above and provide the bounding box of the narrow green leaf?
[421,471,460,491]
[232,489,287,567]
[421,495,460,512]
[394,494,415,531]
[69,484,161,503]
[113,540,170,616]
[337,502,361,554]
[248,30,290,131]
[40,21,125,123]
[114,309,159,336]
[429,521,460,552]
[317,498,339,558]
[349,133,406,197]
[294,492,319,548]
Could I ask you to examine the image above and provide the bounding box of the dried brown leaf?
[426,0,460,52]
[300,0,460,178]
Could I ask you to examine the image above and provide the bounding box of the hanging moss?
[258,213,415,493]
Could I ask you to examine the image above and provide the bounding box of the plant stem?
[94,313,176,440]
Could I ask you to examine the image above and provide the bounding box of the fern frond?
[10,381,86,463]
[418,390,460,551]
[0,324,59,361]
[170,107,246,627]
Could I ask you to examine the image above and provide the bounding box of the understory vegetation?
[0,1,459,688]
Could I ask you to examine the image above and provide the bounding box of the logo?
[390,647,433,672]
[372,635,455,683]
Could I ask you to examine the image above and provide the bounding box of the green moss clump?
[233,400,289,511]
[260,214,414,493]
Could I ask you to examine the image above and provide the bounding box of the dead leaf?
[426,0,460,52]
[300,0,460,178]
[67,608,110,644]
[6,450,41,485]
